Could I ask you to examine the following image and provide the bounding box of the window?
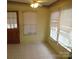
[7,12,17,29]
[50,9,72,52]
[58,9,72,51]
[50,11,60,41]
[23,12,37,35]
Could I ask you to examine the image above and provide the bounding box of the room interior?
[7,0,72,59]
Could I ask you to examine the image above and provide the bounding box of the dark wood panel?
[7,29,20,44]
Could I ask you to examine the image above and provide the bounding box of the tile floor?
[7,43,58,59]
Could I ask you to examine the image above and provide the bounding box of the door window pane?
[7,12,17,29]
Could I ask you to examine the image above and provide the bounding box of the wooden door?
[7,11,20,44]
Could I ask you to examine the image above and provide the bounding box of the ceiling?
[8,0,58,6]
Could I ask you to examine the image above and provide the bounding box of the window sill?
[49,37,71,52]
